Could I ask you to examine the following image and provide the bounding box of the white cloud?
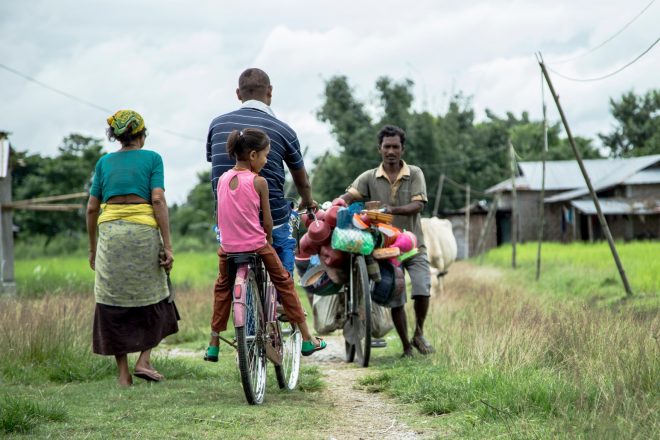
[1,0,658,203]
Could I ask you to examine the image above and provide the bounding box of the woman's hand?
[88,250,96,270]
[159,248,174,273]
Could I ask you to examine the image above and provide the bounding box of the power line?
[549,0,657,65]
[0,63,204,143]
[548,36,660,82]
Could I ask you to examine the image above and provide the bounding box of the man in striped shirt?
[206,68,316,273]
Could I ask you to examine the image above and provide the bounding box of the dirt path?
[303,335,422,440]
[160,336,424,439]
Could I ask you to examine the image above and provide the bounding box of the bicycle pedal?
[277,313,290,322]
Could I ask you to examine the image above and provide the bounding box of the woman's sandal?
[204,346,219,362]
[134,369,163,382]
[301,337,327,356]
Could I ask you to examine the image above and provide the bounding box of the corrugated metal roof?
[624,169,660,185]
[486,155,660,196]
[545,155,660,202]
[570,198,660,215]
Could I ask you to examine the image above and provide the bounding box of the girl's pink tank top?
[216,169,266,252]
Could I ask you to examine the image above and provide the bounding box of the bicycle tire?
[275,322,302,390]
[343,255,371,367]
[352,255,372,367]
[235,268,267,405]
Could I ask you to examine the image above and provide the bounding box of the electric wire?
[548,36,660,82]
[549,0,657,64]
[0,63,204,142]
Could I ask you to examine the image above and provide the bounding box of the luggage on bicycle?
[371,302,394,338]
[371,260,406,306]
[312,293,342,334]
[331,227,375,255]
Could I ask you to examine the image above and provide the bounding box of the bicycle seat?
[226,253,261,266]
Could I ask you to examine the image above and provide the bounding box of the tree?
[11,134,103,241]
[169,170,215,243]
[314,75,605,211]
[600,89,660,157]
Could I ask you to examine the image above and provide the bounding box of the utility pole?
[432,174,445,217]
[509,141,517,269]
[536,76,548,281]
[537,53,633,297]
[0,131,15,295]
[464,184,470,259]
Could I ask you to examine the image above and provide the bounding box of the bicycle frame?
[228,254,283,365]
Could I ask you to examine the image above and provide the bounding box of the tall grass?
[363,263,660,438]
[0,393,67,434]
[0,295,114,383]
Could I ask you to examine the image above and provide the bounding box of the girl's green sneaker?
[204,345,219,362]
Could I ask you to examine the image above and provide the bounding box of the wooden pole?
[538,53,633,296]
[464,184,470,259]
[0,133,15,294]
[432,174,445,217]
[536,77,548,281]
[477,193,499,259]
[509,141,517,269]
[4,204,84,211]
[6,191,87,207]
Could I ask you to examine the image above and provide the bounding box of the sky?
[1,0,658,203]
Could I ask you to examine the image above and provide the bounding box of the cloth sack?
[371,302,394,338]
[312,293,342,334]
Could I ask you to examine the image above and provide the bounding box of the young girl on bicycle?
[205,128,326,361]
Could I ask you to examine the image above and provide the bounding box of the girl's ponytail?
[226,130,241,159]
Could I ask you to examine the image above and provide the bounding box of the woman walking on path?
[86,110,179,387]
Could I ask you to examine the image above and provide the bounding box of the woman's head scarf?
[107,110,145,136]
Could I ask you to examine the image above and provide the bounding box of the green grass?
[481,241,660,309]
[0,393,67,434]
[4,241,659,438]
[356,242,659,438]
[14,251,219,297]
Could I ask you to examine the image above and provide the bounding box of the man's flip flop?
[411,335,436,355]
[134,369,163,382]
[301,337,327,356]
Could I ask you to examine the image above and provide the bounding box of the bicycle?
[219,252,302,405]
[341,253,372,367]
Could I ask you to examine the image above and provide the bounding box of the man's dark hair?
[377,125,406,147]
[238,68,271,99]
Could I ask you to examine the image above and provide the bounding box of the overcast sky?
[1,0,658,202]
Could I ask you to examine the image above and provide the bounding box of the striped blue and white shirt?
[206,101,305,226]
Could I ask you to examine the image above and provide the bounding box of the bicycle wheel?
[344,255,372,367]
[235,268,267,405]
[275,322,302,390]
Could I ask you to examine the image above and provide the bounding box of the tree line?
[8,82,659,250]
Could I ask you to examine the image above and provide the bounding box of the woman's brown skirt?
[93,298,180,356]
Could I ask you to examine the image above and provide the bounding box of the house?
[486,154,660,243]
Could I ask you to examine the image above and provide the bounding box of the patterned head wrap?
[107,110,145,136]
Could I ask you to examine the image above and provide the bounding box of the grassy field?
[2,241,659,438]
[480,241,659,308]
[14,251,219,297]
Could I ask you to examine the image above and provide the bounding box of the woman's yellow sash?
[98,203,158,228]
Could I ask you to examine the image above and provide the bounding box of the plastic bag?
[331,227,375,255]
[312,293,342,335]
[371,302,394,338]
